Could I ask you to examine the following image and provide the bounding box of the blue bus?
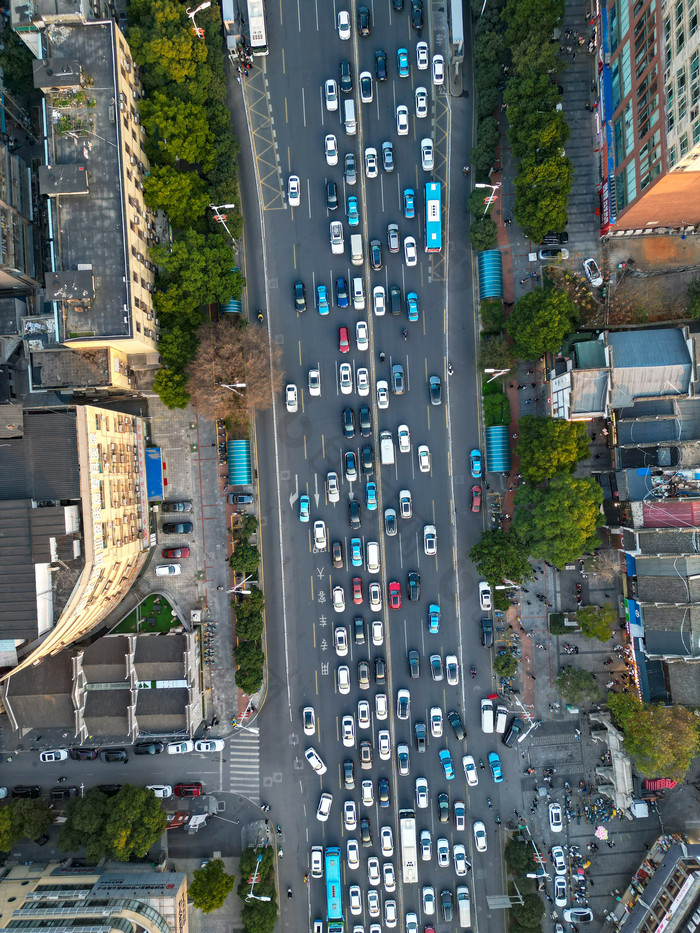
[325,847,344,932]
[424,182,442,253]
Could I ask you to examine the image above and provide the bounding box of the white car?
[356,321,369,350]
[552,845,567,876]
[554,876,567,907]
[436,837,449,867]
[377,380,389,409]
[368,857,381,886]
[327,471,340,503]
[583,257,603,286]
[415,86,428,118]
[361,779,374,806]
[195,738,225,752]
[339,361,353,395]
[308,368,321,397]
[303,706,316,736]
[432,54,445,85]
[365,146,378,177]
[325,134,338,166]
[383,863,396,892]
[396,104,410,135]
[313,520,327,550]
[347,841,360,870]
[359,70,374,103]
[378,729,391,760]
[285,383,298,412]
[420,829,432,861]
[446,654,459,685]
[335,625,348,655]
[375,693,388,719]
[380,825,394,857]
[417,444,431,472]
[333,586,345,613]
[479,581,492,611]
[463,754,479,786]
[372,620,384,646]
[305,747,327,774]
[317,792,333,821]
[397,424,410,452]
[40,749,68,763]
[373,285,386,315]
[344,800,358,830]
[338,665,351,694]
[156,564,181,576]
[148,784,173,798]
[453,843,469,876]
[337,9,350,39]
[415,776,429,808]
[430,706,443,737]
[342,715,356,747]
[357,699,371,729]
[311,846,323,878]
[549,802,563,833]
[422,886,436,916]
[416,41,429,69]
[287,174,300,206]
[384,901,397,928]
[423,523,437,555]
[369,582,382,611]
[473,820,487,852]
[420,137,434,171]
[324,78,338,111]
[404,236,418,266]
[167,740,194,754]
[356,367,370,396]
[367,890,380,918]
[330,220,344,255]
[406,913,418,933]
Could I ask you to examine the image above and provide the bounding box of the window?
[669,144,677,165]
[691,0,698,35]
[693,120,700,143]
[680,132,689,155]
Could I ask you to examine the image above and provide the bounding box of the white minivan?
[352,276,366,310]
[344,99,357,135]
[495,704,508,734]
[480,698,494,734]
[366,541,380,574]
[457,886,471,929]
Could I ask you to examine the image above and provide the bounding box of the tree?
[470,140,497,177]
[153,368,190,408]
[0,807,18,852]
[590,549,622,583]
[0,26,35,96]
[577,603,616,641]
[153,231,245,309]
[482,389,511,426]
[235,611,263,642]
[470,530,533,586]
[158,325,201,372]
[238,847,277,933]
[504,0,565,47]
[186,321,283,421]
[468,188,495,219]
[556,666,600,704]
[516,415,589,483]
[478,336,514,373]
[12,799,52,841]
[494,652,519,679]
[190,858,235,913]
[479,298,506,331]
[230,542,261,574]
[235,640,264,695]
[608,695,700,783]
[141,93,215,170]
[513,155,573,243]
[506,288,577,360]
[476,86,499,120]
[513,474,604,567]
[469,217,498,251]
[143,165,211,229]
[510,892,546,930]
[504,837,531,876]
[127,0,207,90]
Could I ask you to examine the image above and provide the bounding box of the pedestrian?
[529,271,537,278]
[591,432,596,440]
[594,453,601,459]
[589,880,595,887]
[572,51,577,60]
[585,101,592,111]
[217,585,224,591]
[524,399,531,405]
[519,277,528,284]
[529,673,536,680]
[526,600,532,605]
[546,894,553,903]
[512,432,519,439]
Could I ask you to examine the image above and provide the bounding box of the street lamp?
[209,203,238,249]
[246,853,272,903]
[217,381,246,396]
[484,367,511,383]
[474,182,501,216]
[187,1,211,37]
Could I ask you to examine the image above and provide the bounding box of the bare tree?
[186,320,283,421]
[590,548,623,583]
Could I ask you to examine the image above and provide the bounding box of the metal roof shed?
[227,440,252,485]
[477,250,503,300]
[485,425,511,473]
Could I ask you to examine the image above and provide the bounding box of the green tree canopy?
[504,0,565,46]
[157,325,201,373]
[510,892,547,930]
[482,387,511,427]
[577,602,616,641]
[141,93,215,170]
[513,155,572,242]
[126,0,208,90]
[506,287,577,360]
[556,666,600,704]
[190,859,235,913]
[0,25,35,96]
[143,165,211,229]
[153,230,244,309]
[238,847,277,933]
[504,837,531,876]
[13,798,53,841]
[478,336,514,373]
[153,368,190,408]
[608,695,700,783]
[470,530,533,586]
[513,474,603,567]
[235,640,264,695]
[516,415,589,483]
[230,542,261,574]
[469,217,498,251]
[494,653,519,679]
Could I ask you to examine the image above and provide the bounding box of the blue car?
[317,284,329,315]
[439,748,455,780]
[488,751,503,784]
[470,448,482,478]
[407,292,419,322]
[366,482,377,511]
[336,276,349,308]
[347,196,360,227]
[350,537,363,567]
[397,47,410,77]
[299,495,310,522]
[403,187,415,219]
[428,603,440,634]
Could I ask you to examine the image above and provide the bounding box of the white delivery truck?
[350,233,363,266]
[380,430,395,465]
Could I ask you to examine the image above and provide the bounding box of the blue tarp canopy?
[227,440,252,485]
[485,425,511,473]
[223,298,242,313]
[478,250,503,300]
[145,447,164,499]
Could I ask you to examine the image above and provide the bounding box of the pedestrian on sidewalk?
[519,277,528,284]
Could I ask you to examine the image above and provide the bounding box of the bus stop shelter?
[477,250,503,300]
[485,425,511,473]
[227,440,252,485]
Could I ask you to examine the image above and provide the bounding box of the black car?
[162,521,193,534]
[374,656,386,683]
[541,231,568,245]
[348,498,361,529]
[359,405,372,437]
[429,375,442,405]
[437,792,449,823]
[162,501,193,512]
[411,0,424,29]
[101,748,128,764]
[389,285,401,315]
[503,716,524,747]
[375,48,387,81]
[51,786,79,801]
[360,816,372,846]
[69,747,98,760]
[407,571,421,601]
[384,509,397,536]
[440,889,453,922]
[12,785,41,799]
[293,279,306,312]
[357,5,371,35]
[353,616,365,644]
[343,759,355,789]
[342,407,356,438]
[414,721,427,752]
[447,709,466,741]
[339,60,353,93]
[332,540,343,569]
[361,444,374,476]
[408,649,421,679]
[392,0,404,8]
[134,741,164,756]
[326,179,338,211]
[98,784,123,797]
[480,617,494,647]
[378,777,390,808]
[370,239,382,271]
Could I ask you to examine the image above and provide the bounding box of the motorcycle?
[287,888,293,899]
[470,666,477,678]
[402,329,408,341]
[257,311,264,323]
[479,759,485,770]
[487,797,493,809]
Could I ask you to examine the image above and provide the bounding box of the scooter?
[287,888,293,899]
[487,797,493,809]
[470,667,477,678]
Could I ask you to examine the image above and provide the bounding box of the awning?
[477,250,503,300]
[145,447,164,499]
[227,440,252,485]
[485,425,511,473]
[222,298,242,313]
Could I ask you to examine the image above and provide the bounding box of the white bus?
[246,0,268,56]
[399,808,418,884]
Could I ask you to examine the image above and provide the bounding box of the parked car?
[583,257,603,286]
[162,522,192,534]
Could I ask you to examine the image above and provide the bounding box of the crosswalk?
[227,730,260,801]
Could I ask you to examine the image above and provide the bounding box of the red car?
[352,577,363,604]
[388,581,402,610]
[338,326,350,353]
[470,485,482,513]
[174,782,204,797]
[162,547,190,558]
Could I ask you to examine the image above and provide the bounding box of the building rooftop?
[30,346,113,390]
[642,604,700,658]
[623,526,700,554]
[84,688,131,735]
[666,661,700,705]
[636,574,700,603]
[570,369,610,417]
[133,634,187,681]
[0,410,80,500]
[135,687,189,733]
[609,329,693,407]
[573,338,607,368]
[82,636,129,684]
[2,651,74,728]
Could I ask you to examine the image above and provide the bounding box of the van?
[480,698,494,734]
[457,886,471,929]
[343,99,356,135]
[495,704,508,734]
[352,276,365,310]
[366,541,380,574]
[350,233,363,266]
[380,430,395,466]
